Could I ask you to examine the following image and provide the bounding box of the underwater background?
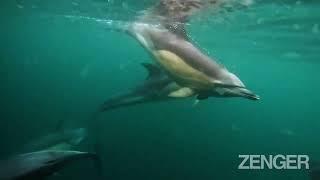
[1,0,320,179]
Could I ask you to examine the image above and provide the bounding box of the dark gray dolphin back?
[0,150,99,180]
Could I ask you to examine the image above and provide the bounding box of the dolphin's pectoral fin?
[168,87,195,98]
[197,93,209,100]
[192,99,200,107]
[141,63,163,79]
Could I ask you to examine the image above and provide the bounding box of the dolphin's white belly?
[131,23,158,51]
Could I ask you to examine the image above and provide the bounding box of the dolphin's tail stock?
[98,92,151,112]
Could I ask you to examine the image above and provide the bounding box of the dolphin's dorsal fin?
[141,63,162,79]
[165,22,189,40]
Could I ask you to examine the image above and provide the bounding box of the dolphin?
[22,128,87,152]
[0,150,100,180]
[99,63,183,112]
[99,61,259,112]
[121,0,259,100]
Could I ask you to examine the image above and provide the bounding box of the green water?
[1,0,320,179]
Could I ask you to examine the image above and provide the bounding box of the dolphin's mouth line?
[239,90,260,100]
[210,86,260,101]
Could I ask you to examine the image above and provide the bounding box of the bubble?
[292,24,300,30]
[122,2,129,10]
[312,24,319,34]
[231,123,241,132]
[240,0,254,6]
[280,129,295,136]
[17,4,24,9]
[283,52,301,59]
[72,2,79,6]
[80,64,90,78]
[119,63,127,70]
[256,18,264,25]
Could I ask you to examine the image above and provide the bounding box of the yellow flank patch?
[154,50,214,89]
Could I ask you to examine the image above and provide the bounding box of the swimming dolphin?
[99,63,183,112]
[0,150,100,180]
[122,0,259,100]
[22,128,87,152]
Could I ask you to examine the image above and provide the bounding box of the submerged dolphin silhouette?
[121,0,259,100]
[22,128,87,152]
[0,150,100,180]
[99,63,183,112]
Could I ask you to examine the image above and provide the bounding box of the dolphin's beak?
[236,88,260,100]
[218,87,259,100]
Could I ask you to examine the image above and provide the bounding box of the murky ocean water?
[1,0,320,180]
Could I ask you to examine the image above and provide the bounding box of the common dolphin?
[0,150,100,180]
[122,0,259,100]
[99,61,260,112]
[99,63,183,112]
[22,128,87,152]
